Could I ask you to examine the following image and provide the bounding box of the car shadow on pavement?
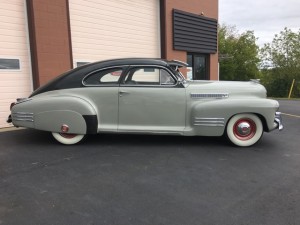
[87,133,228,148]
[4,128,229,148]
[1,128,280,152]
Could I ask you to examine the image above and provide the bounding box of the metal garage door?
[69,0,160,67]
[0,0,32,128]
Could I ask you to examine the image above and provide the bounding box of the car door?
[82,66,124,132]
[118,66,186,133]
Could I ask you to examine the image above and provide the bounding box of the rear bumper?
[7,114,12,123]
[274,112,283,131]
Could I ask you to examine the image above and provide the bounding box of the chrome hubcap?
[233,118,256,140]
[237,122,251,136]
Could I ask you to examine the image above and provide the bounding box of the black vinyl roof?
[77,58,168,67]
[75,58,187,69]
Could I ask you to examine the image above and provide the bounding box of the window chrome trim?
[82,64,181,88]
[82,65,127,87]
[120,64,179,88]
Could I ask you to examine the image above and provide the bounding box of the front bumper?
[274,112,283,131]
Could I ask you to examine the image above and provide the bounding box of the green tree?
[260,28,300,97]
[218,24,260,81]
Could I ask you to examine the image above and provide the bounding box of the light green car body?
[11,80,279,136]
[8,58,282,146]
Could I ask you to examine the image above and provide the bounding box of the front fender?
[188,98,279,136]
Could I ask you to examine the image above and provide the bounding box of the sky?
[219,0,300,47]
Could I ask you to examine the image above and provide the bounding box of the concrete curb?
[0,127,26,133]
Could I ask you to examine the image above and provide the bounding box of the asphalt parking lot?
[0,100,299,225]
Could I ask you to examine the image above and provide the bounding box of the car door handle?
[119,91,129,97]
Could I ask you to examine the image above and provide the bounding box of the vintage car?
[7,58,283,146]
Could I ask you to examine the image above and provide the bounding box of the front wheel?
[52,132,85,145]
[226,114,263,147]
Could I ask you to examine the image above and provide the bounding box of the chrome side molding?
[191,93,229,99]
[194,117,225,127]
[12,112,34,122]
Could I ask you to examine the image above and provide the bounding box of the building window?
[76,62,90,67]
[0,58,20,70]
[187,53,209,80]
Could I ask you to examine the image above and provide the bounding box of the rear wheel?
[226,114,263,147]
[52,132,85,145]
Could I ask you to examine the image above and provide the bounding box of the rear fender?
[11,96,97,134]
[35,110,87,134]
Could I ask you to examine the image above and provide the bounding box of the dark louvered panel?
[173,9,217,53]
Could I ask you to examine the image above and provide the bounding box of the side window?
[83,67,122,85]
[124,67,175,85]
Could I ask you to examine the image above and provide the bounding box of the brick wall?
[162,0,218,80]
[27,0,72,88]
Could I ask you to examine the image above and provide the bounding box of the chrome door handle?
[119,91,129,97]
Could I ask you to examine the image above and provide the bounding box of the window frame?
[120,65,178,87]
[187,53,210,80]
[82,66,125,87]
[0,57,21,71]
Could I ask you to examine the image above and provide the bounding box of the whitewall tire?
[226,114,263,147]
[52,132,85,145]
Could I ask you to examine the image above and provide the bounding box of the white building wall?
[0,0,32,128]
[69,0,160,67]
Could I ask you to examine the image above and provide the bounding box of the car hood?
[184,80,267,98]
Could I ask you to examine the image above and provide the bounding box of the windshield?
[169,65,186,83]
[177,70,186,82]
[174,69,186,84]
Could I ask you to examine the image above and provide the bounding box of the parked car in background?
[7,58,283,146]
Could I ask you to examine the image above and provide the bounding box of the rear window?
[83,67,123,85]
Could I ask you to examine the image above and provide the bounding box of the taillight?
[10,102,16,110]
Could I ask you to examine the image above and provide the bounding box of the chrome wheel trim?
[233,119,256,140]
[226,114,263,147]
